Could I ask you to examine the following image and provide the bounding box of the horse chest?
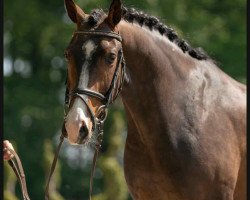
[124,143,183,200]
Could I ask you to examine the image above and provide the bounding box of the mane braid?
[88,7,210,60]
[121,7,209,60]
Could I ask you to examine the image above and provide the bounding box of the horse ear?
[64,0,86,23]
[107,0,122,28]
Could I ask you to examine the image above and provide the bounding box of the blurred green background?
[3,0,246,199]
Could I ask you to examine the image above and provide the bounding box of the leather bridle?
[45,30,126,200]
[5,30,125,200]
[64,31,125,133]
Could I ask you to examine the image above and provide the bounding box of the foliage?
[4,0,246,199]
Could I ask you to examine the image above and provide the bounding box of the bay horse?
[62,0,246,199]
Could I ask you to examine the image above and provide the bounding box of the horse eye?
[106,53,116,65]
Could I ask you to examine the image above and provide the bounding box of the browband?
[74,31,122,42]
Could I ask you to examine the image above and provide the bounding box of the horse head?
[63,0,125,145]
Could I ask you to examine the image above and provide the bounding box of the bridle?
[5,30,125,200]
[45,30,126,200]
[64,31,125,133]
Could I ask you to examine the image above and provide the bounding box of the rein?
[5,30,125,200]
[45,30,126,200]
[4,31,126,200]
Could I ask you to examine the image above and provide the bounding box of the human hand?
[3,140,15,161]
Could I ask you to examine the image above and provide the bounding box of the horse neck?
[118,20,245,148]
[118,21,198,144]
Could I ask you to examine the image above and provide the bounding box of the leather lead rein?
[45,30,126,200]
[6,30,125,200]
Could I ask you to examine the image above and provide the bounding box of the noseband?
[45,30,126,200]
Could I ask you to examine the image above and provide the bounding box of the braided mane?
[88,7,209,60]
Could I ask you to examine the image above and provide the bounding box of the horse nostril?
[78,123,89,144]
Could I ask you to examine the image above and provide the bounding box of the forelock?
[87,9,106,27]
